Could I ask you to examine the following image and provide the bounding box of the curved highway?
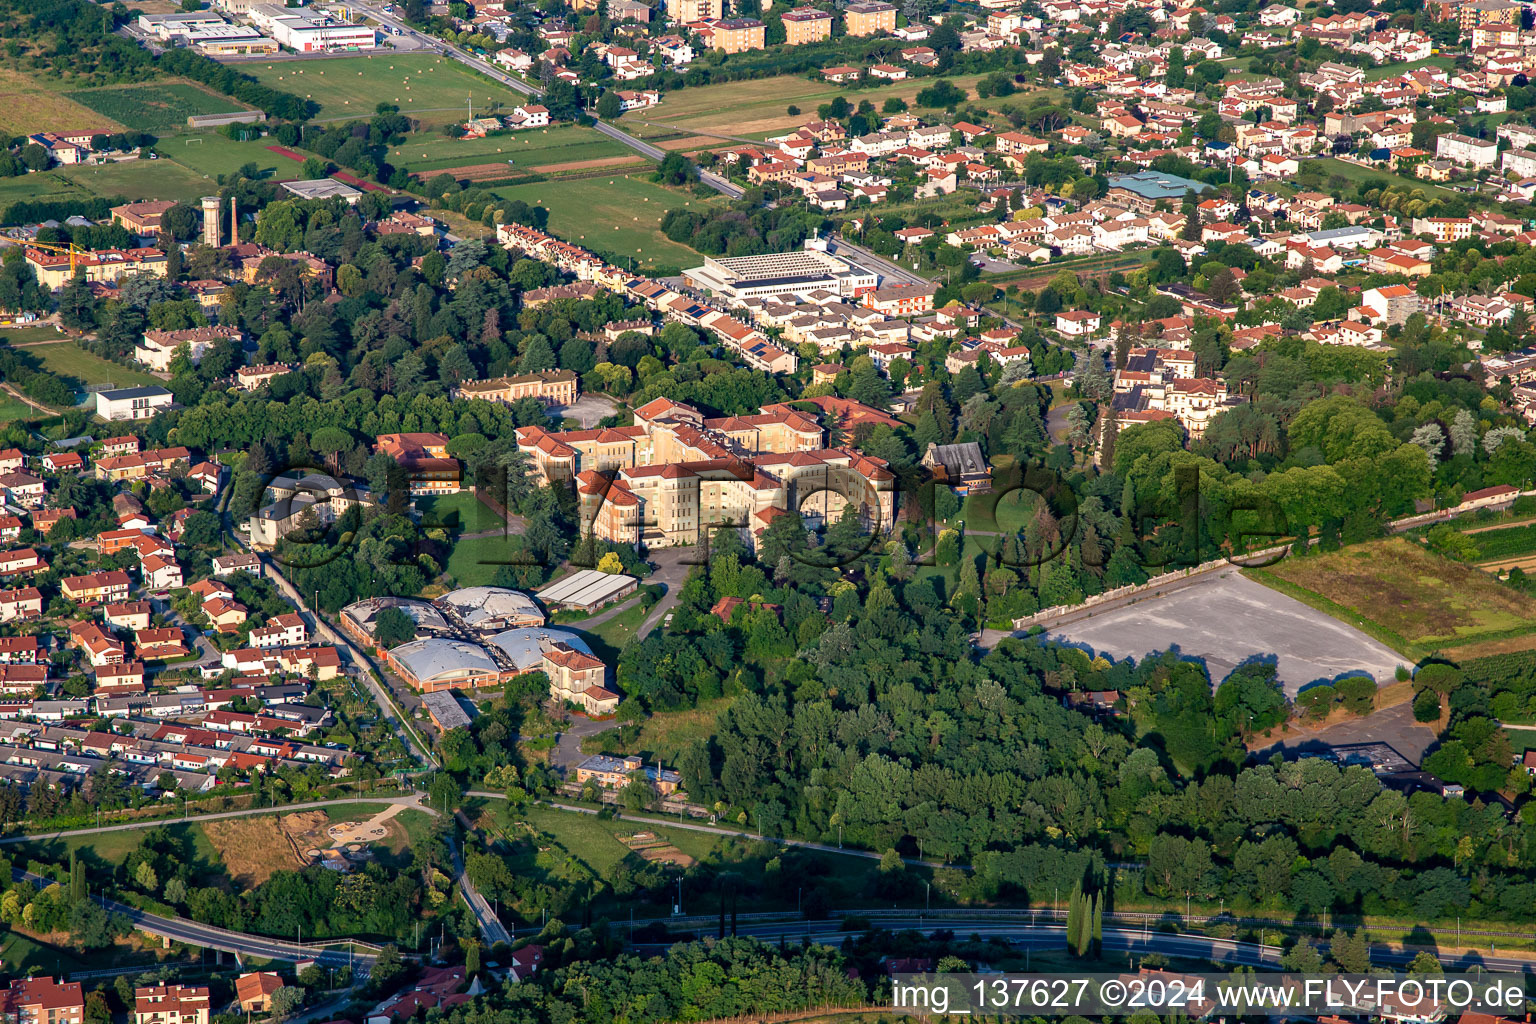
[13,868,375,968]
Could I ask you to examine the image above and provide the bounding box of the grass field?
[635,698,733,762]
[0,68,122,137]
[391,124,635,176]
[158,132,289,183]
[1365,54,1455,81]
[520,805,723,875]
[2,325,69,345]
[416,491,507,535]
[632,73,988,142]
[1249,537,1536,658]
[1,932,94,975]
[244,54,523,125]
[58,156,216,204]
[67,83,246,132]
[443,533,519,588]
[13,820,222,876]
[0,396,38,424]
[494,174,716,266]
[28,343,160,390]
[1297,157,1458,200]
[569,596,651,659]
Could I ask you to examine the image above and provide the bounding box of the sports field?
[494,174,716,267]
[66,83,247,132]
[243,54,525,125]
[0,68,122,137]
[158,132,289,182]
[390,125,636,177]
[1248,537,1536,658]
[631,72,986,141]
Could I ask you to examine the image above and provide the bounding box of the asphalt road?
[12,867,375,968]
[685,920,1536,974]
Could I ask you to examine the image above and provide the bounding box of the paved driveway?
[556,395,617,428]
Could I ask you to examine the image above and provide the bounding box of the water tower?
[201,196,222,247]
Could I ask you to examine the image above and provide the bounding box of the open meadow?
[0,67,122,137]
[1248,536,1536,659]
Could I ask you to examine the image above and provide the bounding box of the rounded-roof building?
[485,627,591,673]
[388,638,501,693]
[341,597,450,640]
[436,586,546,631]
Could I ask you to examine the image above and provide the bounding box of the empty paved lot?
[1042,571,1407,696]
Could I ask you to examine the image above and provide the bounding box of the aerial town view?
[5,0,1536,1017]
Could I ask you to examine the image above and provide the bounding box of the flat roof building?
[280,178,363,204]
[683,247,879,302]
[340,596,451,643]
[420,690,472,731]
[95,386,173,422]
[1106,170,1214,211]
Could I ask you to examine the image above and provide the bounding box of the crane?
[21,239,85,271]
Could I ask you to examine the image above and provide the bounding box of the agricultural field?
[0,68,122,137]
[1457,520,1536,575]
[66,83,247,132]
[1249,536,1536,658]
[390,125,637,178]
[494,174,719,267]
[243,54,524,125]
[158,132,289,183]
[628,72,987,142]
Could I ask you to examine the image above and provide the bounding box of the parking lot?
[1042,571,1408,697]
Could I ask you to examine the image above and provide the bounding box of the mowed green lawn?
[494,175,715,266]
[54,157,216,204]
[159,132,289,182]
[0,158,214,207]
[244,54,526,124]
[391,125,635,175]
[29,343,161,390]
[1364,54,1455,81]
[0,396,37,424]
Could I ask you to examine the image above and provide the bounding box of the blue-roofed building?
[1107,170,1215,212]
